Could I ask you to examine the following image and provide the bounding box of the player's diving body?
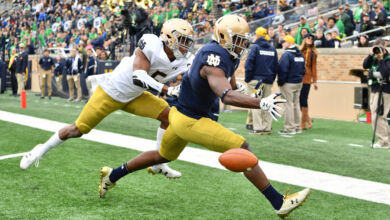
[99,15,310,218]
[20,18,195,178]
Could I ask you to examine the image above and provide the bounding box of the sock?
[109,163,129,183]
[155,127,165,150]
[261,184,284,210]
[39,131,64,157]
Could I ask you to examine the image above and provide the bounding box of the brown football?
[218,148,258,172]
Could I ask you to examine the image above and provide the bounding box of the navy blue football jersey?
[177,41,240,119]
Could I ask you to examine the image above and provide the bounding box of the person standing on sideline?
[299,33,318,130]
[54,55,64,91]
[363,39,390,149]
[84,47,96,97]
[8,48,18,96]
[245,27,278,135]
[277,35,305,135]
[14,43,28,96]
[66,48,83,102]
[38,49,55,99]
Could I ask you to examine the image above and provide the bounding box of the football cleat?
[20,144,43,170]
[99,166,116,198]
[276,188,310,218]
[147,163,182,179]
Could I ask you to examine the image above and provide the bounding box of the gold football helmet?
[160,18,195,59]
[212,14,251,59]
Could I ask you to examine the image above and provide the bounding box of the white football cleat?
[20,144,43,170]
[147,163,182,178]
[276,188,310,218]
[99,166,116,198]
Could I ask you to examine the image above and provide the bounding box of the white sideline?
[0,110,390,206]
[0,152,26,160]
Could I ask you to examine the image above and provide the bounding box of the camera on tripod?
[121,1,136,35]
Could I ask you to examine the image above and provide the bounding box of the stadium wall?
[28,48,370,121]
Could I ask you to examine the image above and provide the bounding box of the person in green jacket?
[294,16,312,45]
[339,6,354,36]
[333,14,346,38]
[354,0,364,29]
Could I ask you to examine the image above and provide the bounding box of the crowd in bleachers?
[265,0,390,49]
[0,0,389,65]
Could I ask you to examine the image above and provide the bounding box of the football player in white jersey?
[20,18,195,179]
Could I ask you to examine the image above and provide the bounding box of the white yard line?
[281,135,294,138]
[0,110,390,206]
[349,144,364,148]
[0,152,26,160]
[313,139,328,143]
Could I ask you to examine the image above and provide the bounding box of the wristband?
[221,88,231,102]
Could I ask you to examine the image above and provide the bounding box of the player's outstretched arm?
[202,65,261,108]
[202,65,285,120]
[132,48,170,94]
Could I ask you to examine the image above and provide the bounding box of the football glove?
[167,84,181,97]
[234,82,247,95]
[260,93,286,121]
[250,81,265,98]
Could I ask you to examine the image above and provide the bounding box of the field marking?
[349,144,364,148]
[0,110,390,206]
[0,152,26,160]
[313,139,328,143]
[281,135,294,138]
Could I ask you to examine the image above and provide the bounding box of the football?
[218,148,258,172]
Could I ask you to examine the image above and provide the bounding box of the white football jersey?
[98,34,189,103]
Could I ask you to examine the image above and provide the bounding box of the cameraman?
[363,39,390,148]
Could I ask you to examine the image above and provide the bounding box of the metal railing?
[341,25,390,47]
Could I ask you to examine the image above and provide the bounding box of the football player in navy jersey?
[101,15,310,218]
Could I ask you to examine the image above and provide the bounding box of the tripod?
[371,82,385,148]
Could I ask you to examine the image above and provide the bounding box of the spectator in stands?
[99,50,108,61]
[329,30,342,48]
[314,28,330,48]
[245,27,278,135]
[339,6,354,37]
[354,0,364,32]
[66,48,83,102]
[276,30,286,49]
[299,33,318,130]
[357,35,370,48]
[38,48,55,99]
[372,4,387,27]
[360,12,375,38]
[295,16,312,45]
[325,17,339,36]
[268,26,279,48]
[333,13,346,38]
[278,0,291,12]
[277,35,305,135]
[344,4,356,32]
[314,18,327,33]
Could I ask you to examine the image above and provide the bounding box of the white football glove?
[167,84,181,97]
[250,82,265,98]
[259,93,286,121]
[234,82,247,95]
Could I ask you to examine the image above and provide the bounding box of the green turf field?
[1,92,390,219]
